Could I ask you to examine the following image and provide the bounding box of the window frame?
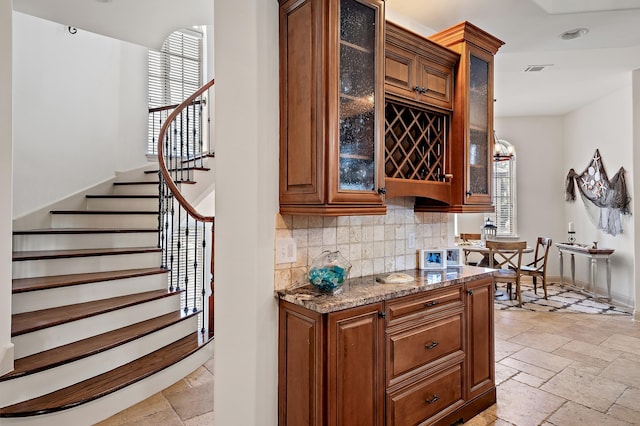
[491,139,517,237]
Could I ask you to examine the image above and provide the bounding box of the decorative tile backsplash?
[274,198,450,291]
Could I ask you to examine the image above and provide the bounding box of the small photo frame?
[445,247,462,267]
[419,249,446,270]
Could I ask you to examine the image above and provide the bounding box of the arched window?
[492,138,517,236]
[147,27,204,154]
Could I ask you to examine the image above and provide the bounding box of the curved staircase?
[1,164,215,425]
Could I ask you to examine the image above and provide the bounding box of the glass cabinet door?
[338,0,377,192]
[467,54,490,198]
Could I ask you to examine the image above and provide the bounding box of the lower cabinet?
[278,301,385,426]
[465,277,495,400]
[278,277,495,425]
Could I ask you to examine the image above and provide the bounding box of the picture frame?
[419,249,446,270]
[445,247,462,267]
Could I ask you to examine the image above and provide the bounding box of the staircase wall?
[1,0,13,377]
[12,12,150,219]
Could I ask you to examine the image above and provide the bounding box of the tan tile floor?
[99,310,640,425]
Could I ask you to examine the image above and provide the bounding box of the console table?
[556,243,614,301]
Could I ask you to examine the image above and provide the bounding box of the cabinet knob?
[413,86,421,92]
[420,87,427,94]
[377,187,387,195]
[466,190,473,196]
[425,395,440,404]
[425,341,439,350]
[379,311,386,318]
[467,289,473,296]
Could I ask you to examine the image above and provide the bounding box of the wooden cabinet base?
[279,276,495,425]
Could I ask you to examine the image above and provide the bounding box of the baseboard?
[548,275,635,310]
[0,342,14,376]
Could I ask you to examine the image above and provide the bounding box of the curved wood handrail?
[149,99,205,114]
[157,78,215,223]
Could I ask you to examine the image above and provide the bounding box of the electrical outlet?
[408,232,416,249]
[276,238,297,264]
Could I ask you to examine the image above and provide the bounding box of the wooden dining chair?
[521,237,553,300]
[486,240,526,307]
[459,233,482,264]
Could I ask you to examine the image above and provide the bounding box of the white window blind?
[148,28,203,154]
[492,139,517,237]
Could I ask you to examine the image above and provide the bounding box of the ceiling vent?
[522,64,553,72]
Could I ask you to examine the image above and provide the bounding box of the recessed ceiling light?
[560,28,589,40]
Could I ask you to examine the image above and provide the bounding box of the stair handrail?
[157,78,215,336]
[157,78,215,224]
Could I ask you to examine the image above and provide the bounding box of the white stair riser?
[86,197,159,211]
[12,295,182,358]
[0,316,198,407]
[113,184,160,196]
[12,273,169,314]
[0,340,214,426]
[51,213,158,229]
[12,251,161,279]
[13,232,157,251]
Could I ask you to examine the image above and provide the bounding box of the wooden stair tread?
[1,311,196,381]
[13,246,161,261]
[0,333,208,417]
[144,167,210,174]
[12,267,169,293]
[49,210,158,214]
[85,194,158,199]
[11,289,180,337]
[113,181,160,185]
[13,228,157,235]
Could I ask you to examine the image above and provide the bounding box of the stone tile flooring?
[99,310,640,425]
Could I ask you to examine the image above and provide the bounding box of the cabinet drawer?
[387,311,463,382]
[385,285,462,324]
[387,363,464,426]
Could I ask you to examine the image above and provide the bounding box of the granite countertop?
[276,265,495,314]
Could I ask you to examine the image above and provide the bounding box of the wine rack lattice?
[385,102,448,182]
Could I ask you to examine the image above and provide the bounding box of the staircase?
[0,164,215,425]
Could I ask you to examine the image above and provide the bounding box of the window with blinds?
[148,28,203,154]
[492,139,517,237]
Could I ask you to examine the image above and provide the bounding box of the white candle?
[568,222,574,232]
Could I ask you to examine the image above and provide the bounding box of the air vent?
[522,64,553,72]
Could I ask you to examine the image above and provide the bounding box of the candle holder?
[568,231,576,245]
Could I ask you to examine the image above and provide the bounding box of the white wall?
[12,12,150,219]
[495,116,566,277]
[0,0,14,376]
[563,85,635,306]
[633,69,640,319]
[213,0,279,425]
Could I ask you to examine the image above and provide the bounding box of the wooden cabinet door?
[415,57,454,111]
[278,0,386,215]
[384,43,417,99]
[278,301,324,426]
[465,277,495,399]
[327,302,384,426]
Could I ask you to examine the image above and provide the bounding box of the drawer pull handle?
[425,341,439,350]
[424,301,439,307]
[425,395,440,404]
